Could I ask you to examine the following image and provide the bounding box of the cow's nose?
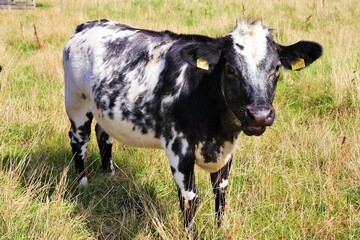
[245,105,275,126]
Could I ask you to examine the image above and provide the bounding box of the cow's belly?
[94,112,162,149]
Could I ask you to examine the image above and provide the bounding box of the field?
[0,0,359,239]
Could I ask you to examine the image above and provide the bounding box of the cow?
[63,19,322,236]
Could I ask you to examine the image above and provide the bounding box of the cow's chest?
[194,140,236,173]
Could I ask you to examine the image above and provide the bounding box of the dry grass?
[0,158,92,239]
[0,0,359,239]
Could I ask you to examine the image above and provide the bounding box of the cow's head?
[182,20,323,136]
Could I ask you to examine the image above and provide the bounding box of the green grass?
[0,0,359,239]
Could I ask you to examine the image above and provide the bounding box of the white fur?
[219,179,228,189]
[183,190,197,209]
[79,176,88,188]
[230,20,269,68]
[109,160,115,175]
[230,20,270,92]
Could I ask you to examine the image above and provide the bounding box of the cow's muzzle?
[242,105,275,136]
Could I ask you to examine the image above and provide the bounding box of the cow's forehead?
[228,20,274,70]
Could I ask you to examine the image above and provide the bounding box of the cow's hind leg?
[95,123,115,175]
[210,157,232,227]
[68,111,93,187]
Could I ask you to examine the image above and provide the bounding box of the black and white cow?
[64,19,322,234]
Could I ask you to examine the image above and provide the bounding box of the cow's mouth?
[242,125,266,136]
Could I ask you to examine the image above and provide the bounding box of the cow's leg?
[67,112,93,187]
[210,157,232,227]
[176,167,198,235]
[164,144,198,238]
[95,123,115,175]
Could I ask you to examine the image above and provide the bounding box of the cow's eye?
[226,65,235,76]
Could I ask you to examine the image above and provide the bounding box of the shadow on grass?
[1,142,171,239]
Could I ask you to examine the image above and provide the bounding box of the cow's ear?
[279,41,323,71]
[180,43,222,71]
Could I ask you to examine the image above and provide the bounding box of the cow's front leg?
[210,157,232,226]
[164,145,198,238]
[176,166,198,235]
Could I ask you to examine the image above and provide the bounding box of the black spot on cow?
[108,89,120,110]
[172,137,183,155]
[141,128,148,134]
[120,103,131,120]
[108,111,114,120]
[104,37,129,63]
[134,92,146,107]
[144,118,153,128]
[71,112,93,142]
[64,47,71,61]
[69,119,77,134]
[236,43,244,50]
[201,141,221,163]
[75,19,110,34]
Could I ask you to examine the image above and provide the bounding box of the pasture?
[0,0,359,239]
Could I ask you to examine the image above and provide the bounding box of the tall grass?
[0,156,92,239]
[0,0,359,239]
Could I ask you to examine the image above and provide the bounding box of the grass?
[0,0,359,239]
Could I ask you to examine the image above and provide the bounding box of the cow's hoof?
[186,226,198,240]
[79,176,88,188]
[109,160,115,176]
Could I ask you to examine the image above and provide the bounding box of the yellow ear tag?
[196,58,209,70]
[291,58,306,71]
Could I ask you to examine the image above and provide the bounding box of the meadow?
[0,0,359,239]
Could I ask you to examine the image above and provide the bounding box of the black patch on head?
[81,94,86,100]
